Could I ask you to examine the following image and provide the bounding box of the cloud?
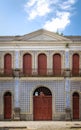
[24,0,77,32]
[43,12,70,32]
[24,0,52,20]
[59,0,76,10]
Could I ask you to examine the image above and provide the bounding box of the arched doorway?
[33,87,52,120]
[4,54,12,75]
[53,54,61,76]
[38,53,47,75]
[72,54,79,76]
[73,92,79,120]
[4,92,12,119]
[23,53,32,75]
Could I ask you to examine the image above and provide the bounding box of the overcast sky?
[0,0,81,36]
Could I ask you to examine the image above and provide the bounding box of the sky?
[0,0,81,36]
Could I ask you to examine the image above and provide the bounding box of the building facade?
[0,29,81,121]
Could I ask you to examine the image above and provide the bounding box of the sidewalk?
[0,121,81,130]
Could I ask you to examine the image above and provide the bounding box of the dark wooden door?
[4,93,12,119]
[73,93,79,120]
[53,54,61,76]
[4,54,12,75]
[72,54,79,76]
[23,54,32,75]
[38,54,47,75]
[33,96,52,120]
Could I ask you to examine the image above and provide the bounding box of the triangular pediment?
[18,29,71,42]
[26,34,56,41]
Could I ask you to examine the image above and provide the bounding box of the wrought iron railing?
[0,69,13,77]
[19,69,64,77]
[0,68,81,77]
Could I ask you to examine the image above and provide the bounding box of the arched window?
[38,53,47,75]
[4,92,12,119]
[53,54,61,76]
[33,86,52,96]
[23,53,32,75]
[72,54,79,76]
[4,54,12,75]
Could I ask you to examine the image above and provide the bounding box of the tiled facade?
[0,29,81,121]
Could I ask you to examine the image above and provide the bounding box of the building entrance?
[4,92,12,119]
[73,92,79,120]
[33,87,52,120]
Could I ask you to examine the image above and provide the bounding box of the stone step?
[0,127,27,130]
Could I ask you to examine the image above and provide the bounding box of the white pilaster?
[65,78,70,108]
[14,50,20,107]
[65,48,70,69]
[14,78,19,107]
[15,51,19,68]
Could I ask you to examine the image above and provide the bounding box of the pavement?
[0,121,81,130]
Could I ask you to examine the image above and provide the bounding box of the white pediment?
[27,34,56,41]
[18,29,71,42]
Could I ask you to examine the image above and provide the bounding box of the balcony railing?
[19,69,65,77]
[0,69,13,77]
[0,68,81,77]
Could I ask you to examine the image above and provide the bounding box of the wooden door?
[72,54,79,76]
[4,54,12,75]
[23,53,32,75]
[38,54,47,75]
[33,95,52,120]
[53,54,61,76]
[73,93,79,120]
[4,92,12,119]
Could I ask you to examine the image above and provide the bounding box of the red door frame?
[73,92,79,120]
[38,53,47,75]
[53,54,61,76]
[33,87,52,120]
[4,54,12,75]
[33,95,52,120]
[23,53,32,75]
[72,54,79,76]
[4,92,12,119]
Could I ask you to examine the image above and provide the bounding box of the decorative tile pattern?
[65,49,69,68]
[71,81,81,91]
[65,78,70,108]
[14,78,20,107]
[19,79,65,113]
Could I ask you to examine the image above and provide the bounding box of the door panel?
[38,54,47,75]
[4,93,12,119]
[23,54,32,75]
[73,93,79,119]
[53,54,61,76]
[72,54,79,76]
[33,96,52,120]
[4,54,12,74]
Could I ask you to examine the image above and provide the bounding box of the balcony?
[71,69,81,77]
[0,69,13,77]
[0,69,81,77]
[19,69,65,77]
